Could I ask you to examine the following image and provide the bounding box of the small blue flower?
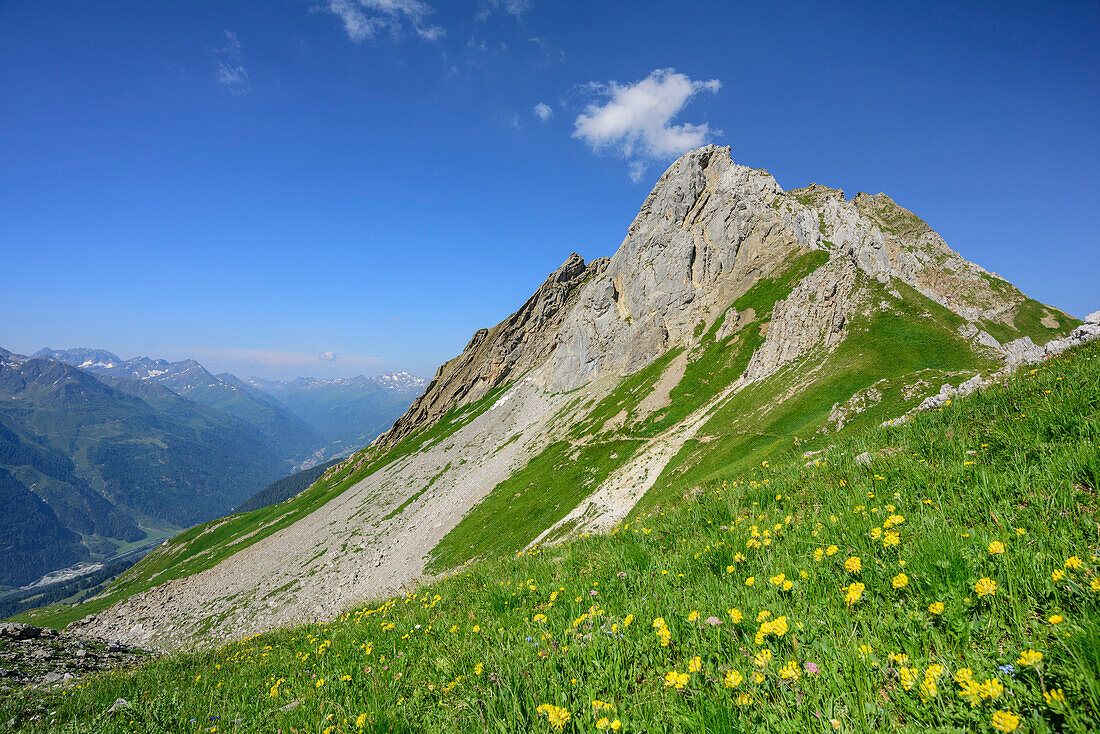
[998,664,1015,677]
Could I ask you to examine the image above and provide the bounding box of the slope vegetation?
[8,341,1098,733]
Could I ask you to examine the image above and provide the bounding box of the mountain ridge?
[43,145,1084,649]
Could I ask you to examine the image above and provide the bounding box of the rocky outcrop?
[379,253,607,448]
[744,257,861,381]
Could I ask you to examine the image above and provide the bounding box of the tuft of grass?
[7,343,1098,734]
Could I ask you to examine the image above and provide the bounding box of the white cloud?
[214,30,252,94]
[534,102,552,121]
[217,63,251,94]
[324,0,445,43]
[573,68,721,181]
[477,0,532,20]
[319,350,337,361]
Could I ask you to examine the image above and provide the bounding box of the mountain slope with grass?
[7,340,1098,733]
[33,145,1084,652]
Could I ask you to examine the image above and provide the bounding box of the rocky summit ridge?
[63,146,1084,650]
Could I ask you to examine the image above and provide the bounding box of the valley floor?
[3,343,1098,733]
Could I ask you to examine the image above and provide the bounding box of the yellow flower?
[536,704,571,731]
[745,576,755,586]
[472,625,480,633]
[687,611,700,622]
[474,663,483,675]
[858,644,874,659]
[596,718,610,730]
[954,668,973,683]
[735,693,753,706]
[826,545,839,556]
[979,678,1004,700]
[973,577,997,597]
[340,675,352,682]
[844,556,862,574]
[1017,650,1042,667]
[664,670,689,688]
[724,669,743,688]
[315,678,325,688]
[899,667,920,690]
[958,679,983,707]
[844,582,865,606]
[1091,578,1100,593]
[988,541,1005,555]
[991,710,1020,732]
[623,614,633,627]
[1044,688,1065,705]
[1051,569,1065,582]
[753,649,772,667]
[778,660,801,680]
[883,530,900,547]
[1048,614,1064,624]
[1064,555,1083,570]
[814,548,824,562]
[892,573,909,589]
[728,608,743,624]
[356,713,368,729]
[928,601,944,615]
[533,614,547,623]
[688,656,702,673]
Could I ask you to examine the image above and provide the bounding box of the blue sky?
[1,1,1096,379]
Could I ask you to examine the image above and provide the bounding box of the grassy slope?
[635,273,1000,514]
[8,342,1097,733]
[10,382,515,630]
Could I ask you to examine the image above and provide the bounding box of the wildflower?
[989,542,1005,555]
[899,667,920,690]
[1048,614,1063,624]
[979,678,1004,699]
[745,576,755,586]
[1016,650,1042,667]
[814,548,824,562]
[844,582,865,606]
[1091,578,1100,593]
[991,710,1020,732]
[1044,689,1065,705]
[624,614,633,627]
[356,713,368,729]
[596,718,610,731]
[1051,569,1065,582]
[928,601,944,615]
[1065,555,1083,570]
[474,663,483,675]
[536,704,571,730]
[315,678,325,688]
[954,668,973,683]
[883,531,900,547]
[825,544,838,555]
[844,556,862,574]
[779,660,801,680]
[724,669,743,688]
[958,679,983,707]
[804,662,820,674]
[728,608,743,624]
[892,573,909,589]
[858,644,874,659]
[735,693,753,706]
[689,656,702,673]
[533,614,547,623]
[919,677,938,700]
[664,670,689,689]
[973,578,997,597]
[687,611,700,622]
[341,675,352,682]
[753,649,772,667]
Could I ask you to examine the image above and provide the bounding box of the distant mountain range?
[0,346,425,588]
[243,372,427,454]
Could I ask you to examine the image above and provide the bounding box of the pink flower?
[590,589,598,597]
[804,662,820,674]
[704,616,722,626]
